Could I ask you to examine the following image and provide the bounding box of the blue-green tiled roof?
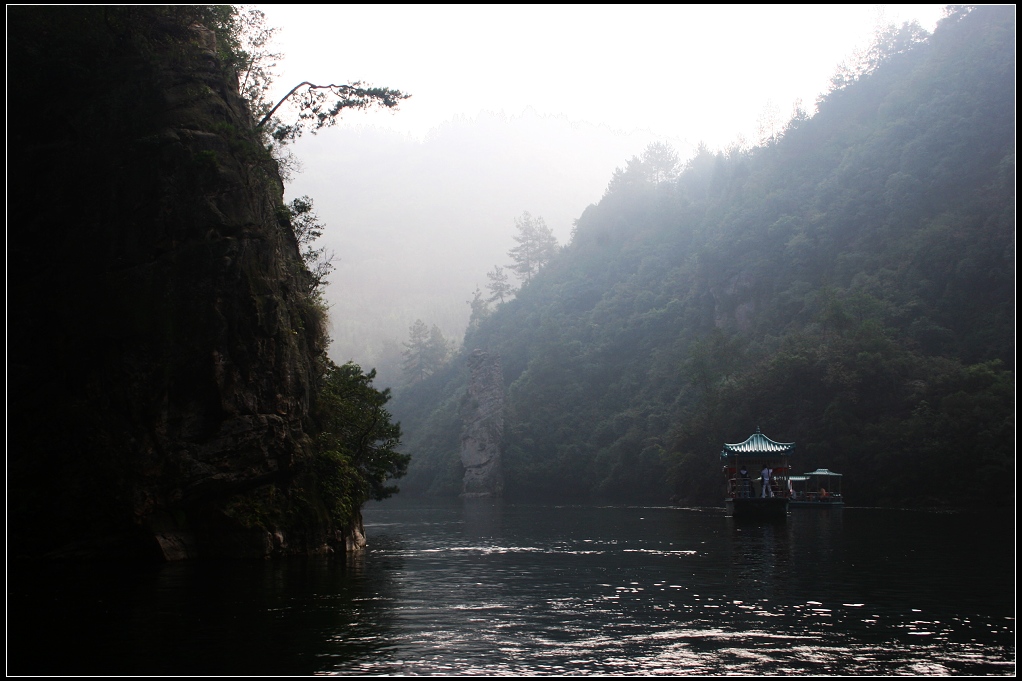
[720,428,795,458]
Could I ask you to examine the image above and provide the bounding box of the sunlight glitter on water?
[7,517,1000,677]
[15,501,995,677]
[337,501,1013,670]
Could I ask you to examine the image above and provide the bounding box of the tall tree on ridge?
[486,265,515,303]
[641,141,680,186]
[507,212,559,285]
[468,286,491,329]
[401,319,431,384]
[401,320,453,384]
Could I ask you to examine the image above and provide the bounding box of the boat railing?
[726,475,791,499]
[726,476,758,498]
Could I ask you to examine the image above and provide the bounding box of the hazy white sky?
[260,4,946,151]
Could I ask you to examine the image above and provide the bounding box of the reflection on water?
[8,501,1015,676]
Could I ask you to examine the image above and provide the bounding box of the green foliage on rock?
[314,361,409,502]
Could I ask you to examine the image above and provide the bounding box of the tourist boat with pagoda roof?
[720,428,794,519]
[788,468,844,507]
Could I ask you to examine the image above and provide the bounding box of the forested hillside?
[391,6,1015,508]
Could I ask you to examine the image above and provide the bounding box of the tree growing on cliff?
[282,195,334,293]
[224,7,282,123]
[312,359,408,525]
[207,6,410,146]
[256,81,409,146]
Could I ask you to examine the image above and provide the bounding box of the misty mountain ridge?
[284,108,691,383]
[389,6,1015,508]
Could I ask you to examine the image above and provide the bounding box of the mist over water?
[10,500,1013,676]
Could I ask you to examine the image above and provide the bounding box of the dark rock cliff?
[8,7,349,559]
[459,350,505,496]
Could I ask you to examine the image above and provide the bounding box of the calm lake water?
[8,499,1015,676]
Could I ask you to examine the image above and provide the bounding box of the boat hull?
[789,500,844,508]
[725,497,789,519]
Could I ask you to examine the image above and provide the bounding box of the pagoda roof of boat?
[720,427,795,459]
[804,468,842,477]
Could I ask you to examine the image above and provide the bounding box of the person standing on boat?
[738,465,751,497]
[761,464,773,498]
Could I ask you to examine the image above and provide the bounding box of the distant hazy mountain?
[284,110,686,385]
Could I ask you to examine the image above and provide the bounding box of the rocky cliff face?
[8,8,351,559]
[459,350,505,497]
